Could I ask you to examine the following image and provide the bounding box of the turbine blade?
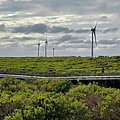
[95,21,98,29]
[93,31,97,46]
[90,26,93,29]
[46,33,48,44]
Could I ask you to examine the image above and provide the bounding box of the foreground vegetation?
[0,77,120,120]
[0,56,120,76]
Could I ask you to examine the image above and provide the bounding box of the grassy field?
[0,56,120,76]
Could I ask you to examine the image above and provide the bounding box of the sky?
[0,0,120,57]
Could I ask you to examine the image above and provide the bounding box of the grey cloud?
[0,1,37,12]
[1,0,120,17]
[98,40,114,44]
[8,43,19,48]
[49,26,74,33]
[12,24,74,34]
[50,35,88,46]
[41,0,116,15]
[39,0,81,9]
[1,36,36,43]
[12,24,48,34]
[75,29,90,33]
[1,36,10,40]
[99,16,108,22]
[70,39,84,44]
[2,38,16,43]
[59,35,77,42]
[65,29,74,33]
[59,43,90,50]
[0,0,88,15]
[69,37,86,44]
[102,28,118,34]
[89,0,120,15]
[84,40,91,44]
[14,37,34,41]
[0,24,6,32]
[98,39,120,44]
[0,37,11,42]
[50,35,77,46]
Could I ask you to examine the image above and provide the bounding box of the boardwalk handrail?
[0,74,120,81]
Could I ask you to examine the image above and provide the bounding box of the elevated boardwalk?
[0,74,120,81]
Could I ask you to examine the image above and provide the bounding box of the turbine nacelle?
[91,27,96,32]
[38,42,40,46]
[90,23,97,46]
[90,23,97,32]
[45,40,48,44]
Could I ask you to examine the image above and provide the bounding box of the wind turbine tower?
[38,42,40,57]
[53,47,55,57]
[90,22,97,57]
[45,34,48,57]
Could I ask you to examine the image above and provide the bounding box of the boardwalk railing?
[0,74,120,81]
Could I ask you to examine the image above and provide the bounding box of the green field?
[0,77,120,120]
[0,56,120,76]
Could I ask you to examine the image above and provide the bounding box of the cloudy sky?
[0,0,120,57]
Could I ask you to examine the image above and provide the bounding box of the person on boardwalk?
[101,67,104,76]
[4,68,7,74]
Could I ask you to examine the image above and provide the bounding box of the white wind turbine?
[53,47,55,57]
[38,42,40,57]
[90,22,98,57]
[45,34,48,57]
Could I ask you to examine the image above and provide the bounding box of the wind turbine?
[38,42,40,57]
[45,34,48,57]
[90,22,98,57]
[53,47,55,57]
